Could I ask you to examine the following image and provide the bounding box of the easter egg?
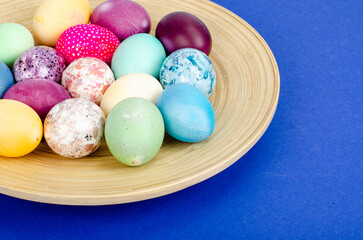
[100,73,163,117]
[0,61,14,98]
[156,84,215,143]
[160,48,216,97]
[156,12,212,56]
[91,0,151,41]
[0,23,34,67]
[44,98,105,158]
[0,99,43,157]
[3,78,71,120]
[13,46,66,83]
[56,24,120,65]
[105,97,164,166]
[111,33,166,79]
[62,57,115,105]
[32,0,91,46]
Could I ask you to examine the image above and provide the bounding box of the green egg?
[111,33,166,79]
[0,23,34,67]
[105,97,165,166]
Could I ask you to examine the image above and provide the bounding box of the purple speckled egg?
[44,98,105,158]
[13,46,66,83]
[3,78,71,119]
[155,12,212,56]
[91,0,151,42]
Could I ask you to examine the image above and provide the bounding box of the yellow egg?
[0,99,43,157]
[32,0,91,46]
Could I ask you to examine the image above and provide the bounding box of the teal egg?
[156,84,215,143]
[111,33,166,79]
[105,97,165,166]
[0,23,34,67]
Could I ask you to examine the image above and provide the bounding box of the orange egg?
[0,99,43,157]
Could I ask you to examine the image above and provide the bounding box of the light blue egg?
[111,33,166,79]
[156,84,215,143]
[159,48,216,97]
[0,61,14,98]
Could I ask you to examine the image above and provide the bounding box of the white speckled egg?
[100,73,163,117]
[44,98,105,158]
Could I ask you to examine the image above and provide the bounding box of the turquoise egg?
[105,97,165,166]
[159,48,216,97]
[0,61,14,98]
[111,33,166,79]
[156,84,215,143]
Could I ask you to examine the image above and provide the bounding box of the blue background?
[0,0,362,239]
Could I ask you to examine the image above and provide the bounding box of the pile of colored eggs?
[0,0,216,167]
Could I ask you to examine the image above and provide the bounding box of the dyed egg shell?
[160,48,216,97]
[111,33,166,79]
[0,99,43,157]
[156,84,215,143]
[0,23,34,67]
[32,0,91,46]
[156,12,212,56]
[13,46,66,83]
[105,97,164,166]
[44,98,105,158]
[3,78,71,120]
[100,73,163,117]
[62,57,115,105]
[91,0,151,41]
[0,61,14,98]
[56,24,120,65]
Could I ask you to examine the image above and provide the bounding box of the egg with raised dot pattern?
[44,98,105,158]
[56,24,120,65]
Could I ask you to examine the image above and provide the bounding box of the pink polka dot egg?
[56,24,120,65]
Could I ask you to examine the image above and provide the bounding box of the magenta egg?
[91,0,151,42]
[3,78,71,119]
[155,11,212,56]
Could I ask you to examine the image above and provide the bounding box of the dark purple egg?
[13,46,66,83]
[91,0,151,42]
[3,78,71,119]
[155,12,212,56]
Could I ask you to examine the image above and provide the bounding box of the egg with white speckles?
[56,24,120,65]
[13,46,66,83]
[159,48,216,97]
[44,98,105,158]
[62,57,115,105]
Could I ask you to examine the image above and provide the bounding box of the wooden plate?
[0,0,279,205]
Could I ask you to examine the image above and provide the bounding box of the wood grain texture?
[0,0,280,205]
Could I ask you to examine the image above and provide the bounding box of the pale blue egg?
[159,48,216,97]
[0,61,14,98]
[156,84,215,143]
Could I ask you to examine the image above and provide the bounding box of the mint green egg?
[111,33,166,79]
[105,97,165,166]
[0,23,34,67]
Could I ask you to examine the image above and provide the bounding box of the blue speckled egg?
[159,48,216,97]
[0,61,14,98]
[156,84,215,143]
